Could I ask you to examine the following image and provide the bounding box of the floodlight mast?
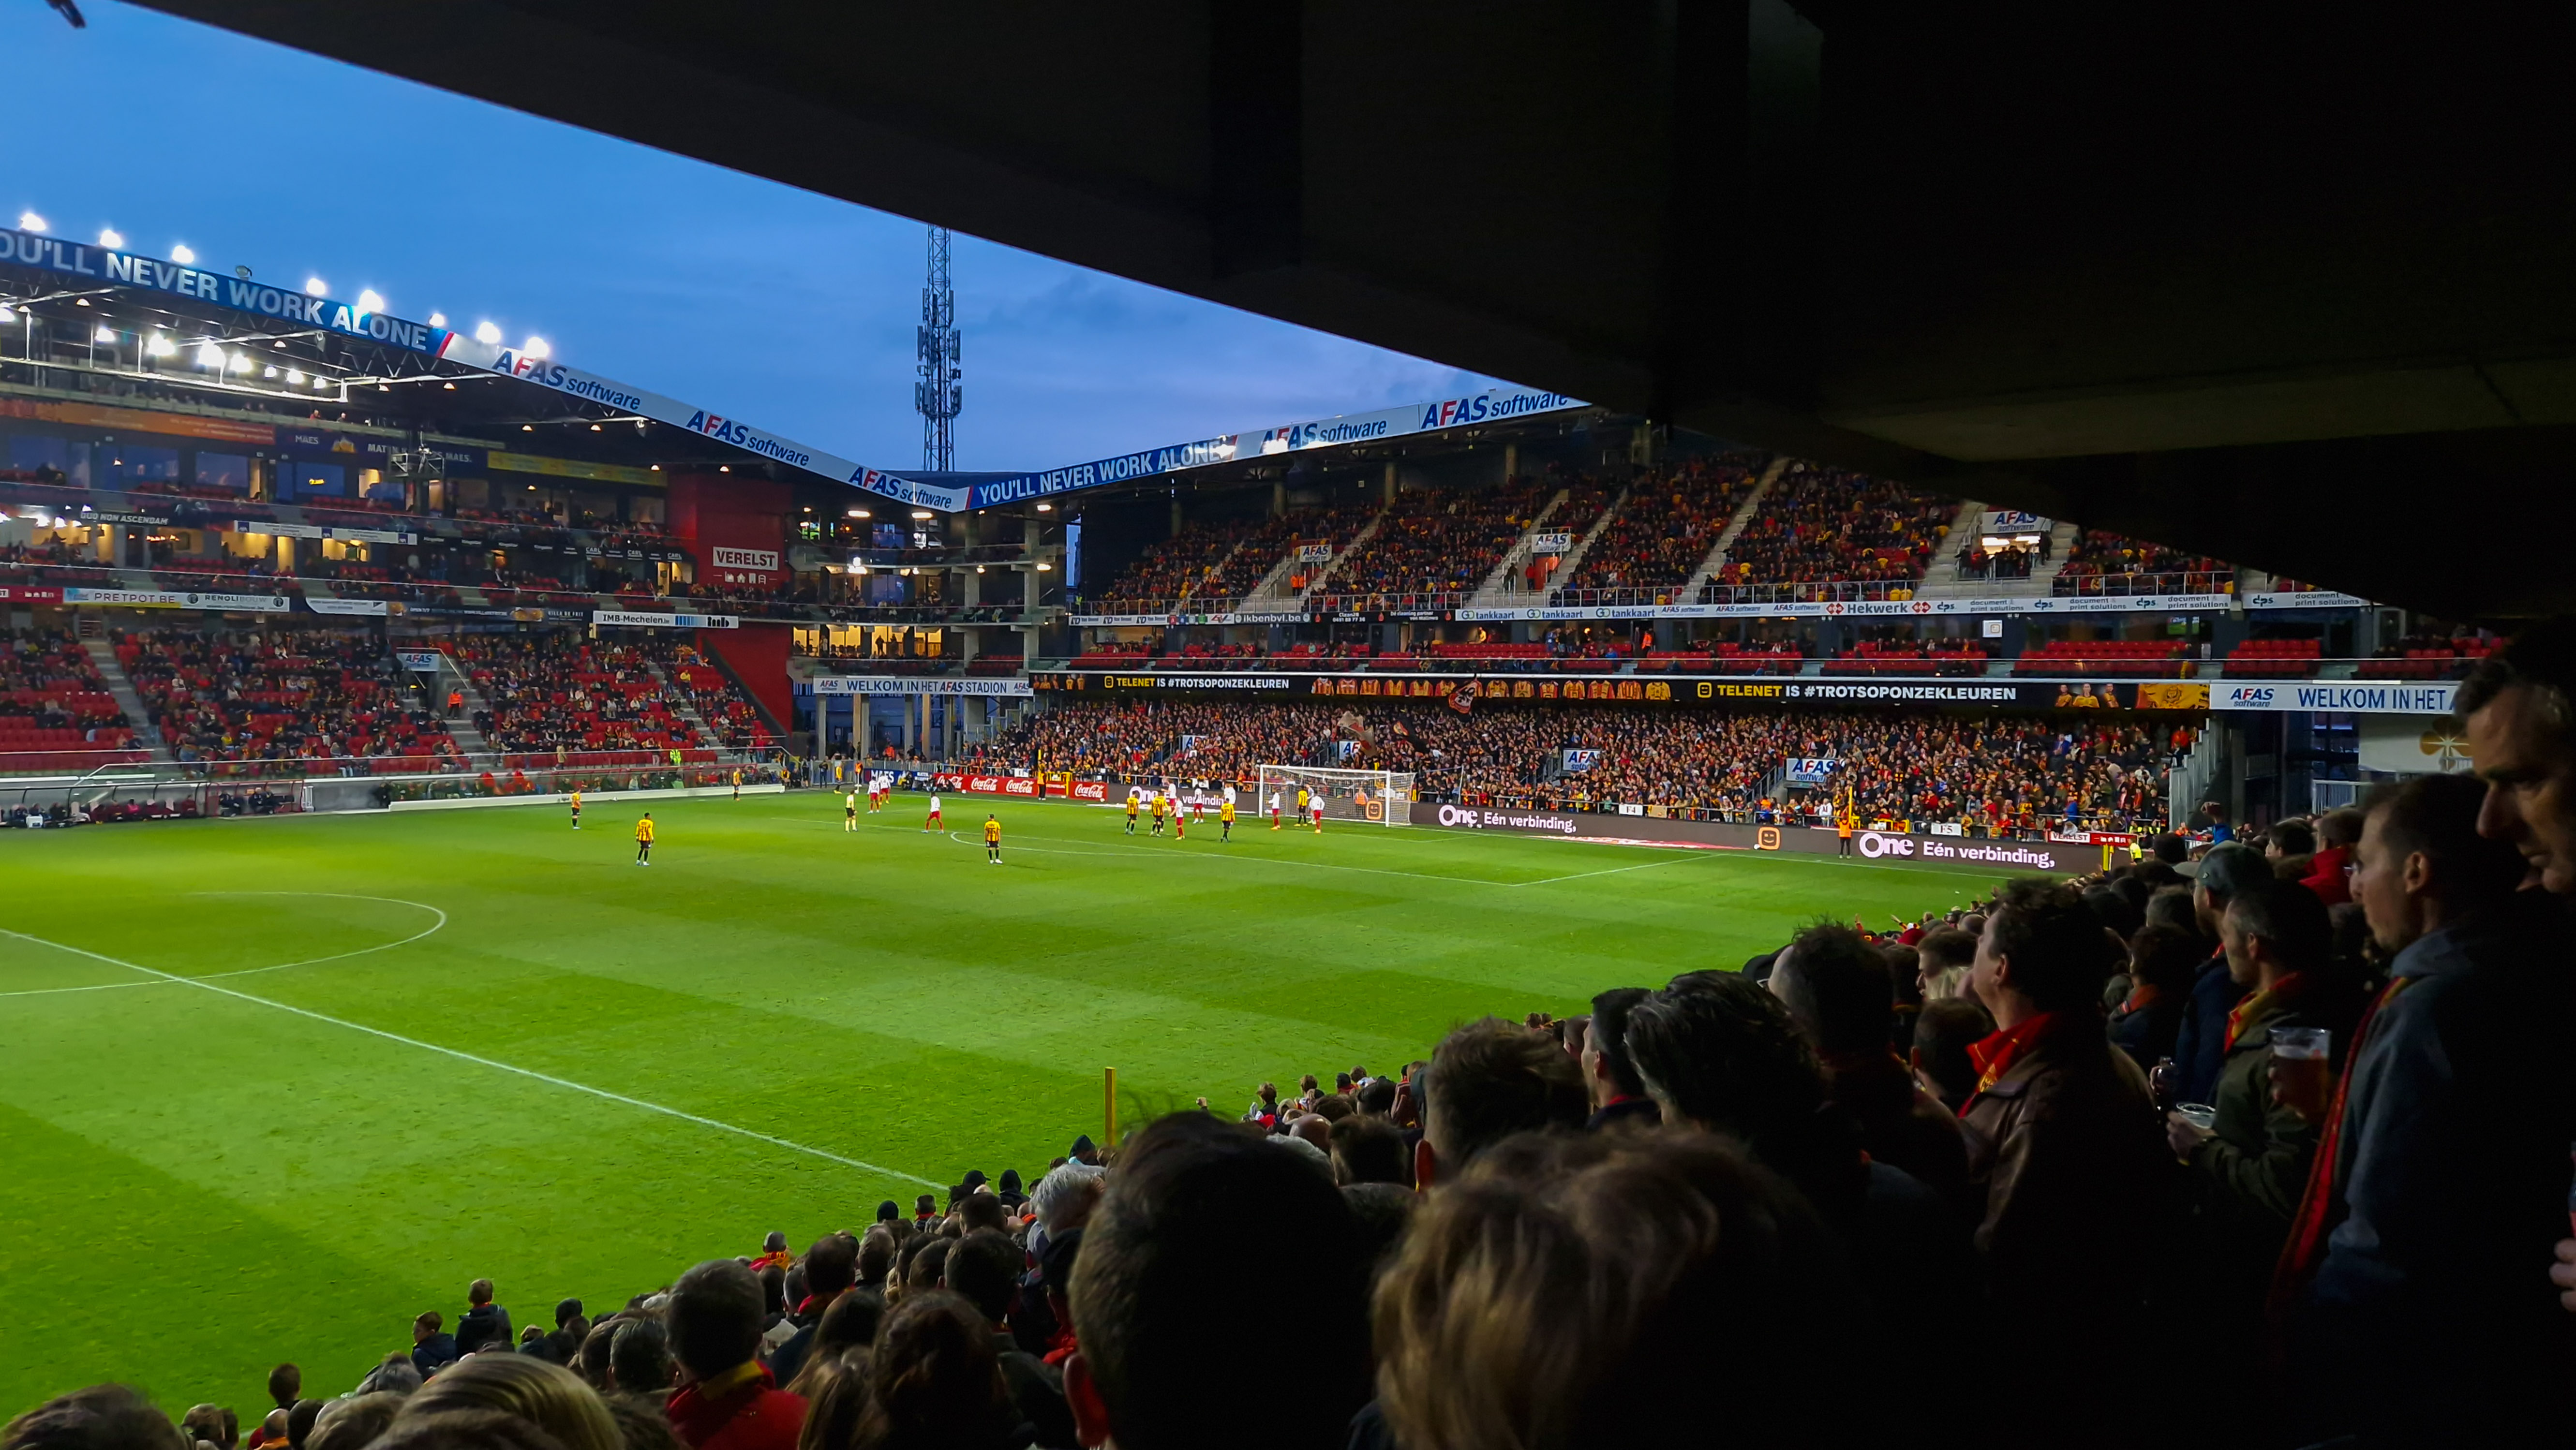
[915,226,962,473]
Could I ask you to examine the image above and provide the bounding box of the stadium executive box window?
[9,433,91,484]
[287,463,348,498]
[193,453,251,494]
[104,444,181,486]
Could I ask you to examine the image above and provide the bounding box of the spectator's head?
[813,1287,886,1364]
[2151,831,2190,865]
[1032,1161,1107,1232]
[363,1360,422,1401]
[906,1238,953,1297]
[1355,1075,1398,1116]
[663,1259,764,1385]
[2355,772,2532,954]
[3,1386,189,1450]
[998,1168,1022,1198]
[1070,1133,1101,1165]
[1914,928,1979,1000]
[1973,878,2120,1025]
[285,1400,325,1448]
[851,1291,1020,1450]
[1579,987,1652,1109]
[856,1225,898,1290]
[2265,819,2318,860]
[256,1412,286,1448]
[1624,973,1825,1152]
[368,1410,570,1450]
[267,1366,302,1411]
[1373,1131,1869,1450]
[941,1229,1024,1326]
[1329,1113,1410,1186]
[179,1406,236,1450]
[2127,922,2205,998]
[761,1231,787,1256]
[1912,999,1995,1110]
[958,1190,1008,1234]
[1066,1113,1373,1450]
[468,1280,496,1309]
[874,1199,901,1226]
[2317,807,2364,852]
[574,1321,618,1391]
[803,1232,858,1304]
[2081,884,2145,942]
[596,1397,680,1450]
[2193,842,2270,932]
[551,1299,582,1331]
[2459,617,2576,893]
[2221,877,2334,989]
[1768,922,1895,1058]
[396,1354,618,1450]
[2144,884,2199,937]
[607,1318,671,1396]
[305,1394,403,1450]
[1415,1016,1589,1187]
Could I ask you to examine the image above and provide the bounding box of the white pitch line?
[1511,856,1696,887]
[937,828,1525,888]
[0,893,451,999]
[0,925,943,1189]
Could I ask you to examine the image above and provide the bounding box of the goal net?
[1254,765,1416,826]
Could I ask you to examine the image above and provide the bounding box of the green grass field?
[0,790,2016,1416]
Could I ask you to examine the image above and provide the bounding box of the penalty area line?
[0,925,942,1190]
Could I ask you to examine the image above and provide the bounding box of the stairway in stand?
[80,637,175,763]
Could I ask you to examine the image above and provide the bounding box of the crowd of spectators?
[2053,529,2234,595]
[1555,454,1765,599]
[1090,516,1270,610]
[0,626,139,765]
[1311,478,1553,604]
[32,624,2576,1449]
[1704,461,1958,592]
[116,628,461,774]
[976,698,2178,833]
[457,635,706,760]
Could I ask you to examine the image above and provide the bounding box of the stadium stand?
[2053,529,2234,595]
[2011,638,2197,678]
[2355,630,2500,680]
[0,628,143,770]
[1553,455,1762,602]
[115,628,461,774]
[2221,636,2325,679]
[1702,460,1955,595]
[453,635,715,764]
[1091,515,1268,610]
[1310,477,1552,607]
[975,698,2176,832]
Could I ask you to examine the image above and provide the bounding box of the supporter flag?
[1447,678,1480,716]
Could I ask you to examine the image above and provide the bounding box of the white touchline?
[0,893,452,999]
[0,925,944,1190]
[1510,857,1696,887]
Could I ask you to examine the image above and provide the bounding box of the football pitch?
[0,791,2016,1413]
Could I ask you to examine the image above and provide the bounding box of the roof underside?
[135,0,2576,618]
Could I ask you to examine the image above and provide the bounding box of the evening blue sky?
[2,3,1509,473]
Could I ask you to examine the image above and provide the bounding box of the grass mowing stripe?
[0,924,943,1190]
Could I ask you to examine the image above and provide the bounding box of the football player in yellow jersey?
[634,812,655,865]
[1150,791,1168,836]
[569,786,582,830]
[1126,789,1141,834]
[1219,794,1236,842]
[983,813,1002,864]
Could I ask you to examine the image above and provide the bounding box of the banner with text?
[805,675,1033,697]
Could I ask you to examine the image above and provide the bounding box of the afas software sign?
[1420,805,2097,872]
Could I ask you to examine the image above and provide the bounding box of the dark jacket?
[1823,1050,1971,1217]
[453,1302,512,1357]
[411,1332,459,1377]
[2287,896,2576,1446]
[2169,952,2246,1104]
[2107,985,2186,1073]
[1961,1016,2169,1336]
[995,1330,1076,1448]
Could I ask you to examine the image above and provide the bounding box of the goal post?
[1254,764,1416,826]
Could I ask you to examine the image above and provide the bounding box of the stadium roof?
[134,3,2576,619]
[3,223,1591,516]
